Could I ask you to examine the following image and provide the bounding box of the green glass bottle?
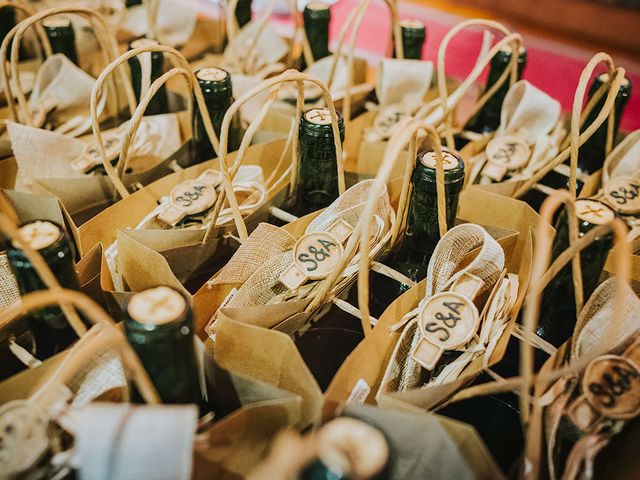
[522,74,631,212]
[398,19,426,60]
[43,17,78,66]
[536,199,615,358]
[232,0,252,29]
[6,220,81,360]
[465,45,527,135]
[293,107,345,216]
[126,0,142,7]
[125,286,203,405]
[0,7,16,60]
[192,67,241,165]
[127,38,169,116]
[394,149,465,284]
[301,2,331,70]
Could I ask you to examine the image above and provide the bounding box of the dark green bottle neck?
[44,20,78,66]
[304,5,331,63]
[395,151,465,282]
[577,75,632,175]
[127,40,168,115]
[299,459,350,480]
[399,21,426,60]
[294,109,345,215]
[233,0,252,29]
[0,8,16,42]
[125,293,203,405]
[467,47,527,134]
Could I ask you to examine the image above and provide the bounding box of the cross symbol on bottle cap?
[128,286,186,325]
[305,108,332,125]
[16,221,60,251]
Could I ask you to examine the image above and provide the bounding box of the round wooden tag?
[168,179,217,216]
[292,231,343,280]
[575,199,615,225]
[485,136,530,170]
[583,355,640,420]
[0,400,49,475]
[603,176,640,215]
[417,291,480,350]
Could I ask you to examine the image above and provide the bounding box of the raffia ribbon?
[469,80,563,184]
[376,223,505,400]
[219,179,392,312]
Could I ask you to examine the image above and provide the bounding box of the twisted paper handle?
[4,7,127,126]
[436,19,522,149]
[0,288,160,405]
[513,54,624,199]
[210,69,345,242]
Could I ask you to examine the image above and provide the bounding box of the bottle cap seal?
[128,286,186,325]
[304,2,330,20]
[419,150,460,170]
[15,221,61,251]
[304,108,332,126]
[130,37,159,49]
[43,17,72,29]
[400,18,425,33]
[196,67,229,83]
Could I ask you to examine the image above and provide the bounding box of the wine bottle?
[369,149,465,317]
[522,73,632,211]
[43,17,78,66]
[127,37,169,116]
[292,107,345,216]
[6,220,81,359]
[397,19,426,60]
[192,67,241,165]
[465,45,527,136]
[299,417,389,480]
[300,2,331,70]
[125,286,203,405]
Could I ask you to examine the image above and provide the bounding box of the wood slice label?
[485,136,529,170]
[157,170,221,226]
[575,199,615,225]
[603,176,640,215]
[583,355,640,420]
[412,292,479,371]
[72,132,123,173]
[279,220,353,290]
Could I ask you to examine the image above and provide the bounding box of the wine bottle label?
[602,176,640,215]
[304,107,332,126]
[575,199,615,225]
[419,150,460,170]
[279,219,353,290]
[71,131,123,173]
[412,291,480,371]
[196,67,228,82]
[482,135,530,181]
[128,286,186,325]
[157,170,221,226]
[15,221,61,251]
[568,351,640,431]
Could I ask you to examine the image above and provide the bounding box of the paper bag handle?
[90,45,217,200]
[0,212,87,338]
[206,69,344,242]
[436,19,521,149]
[0,288,160,405]
[2,7,127,126]
[513,54,624,198]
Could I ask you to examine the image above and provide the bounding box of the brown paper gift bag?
[461,54,627,202]
[87,71,343,320]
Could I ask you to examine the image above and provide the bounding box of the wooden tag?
[483,136,529,181]
[575,199,615,225]
[279,220,354,290]
[568,354,640,431]
[603,176,640,215]
[411,292,480,371]
[71,131,123,173]
[157,170,221,226]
